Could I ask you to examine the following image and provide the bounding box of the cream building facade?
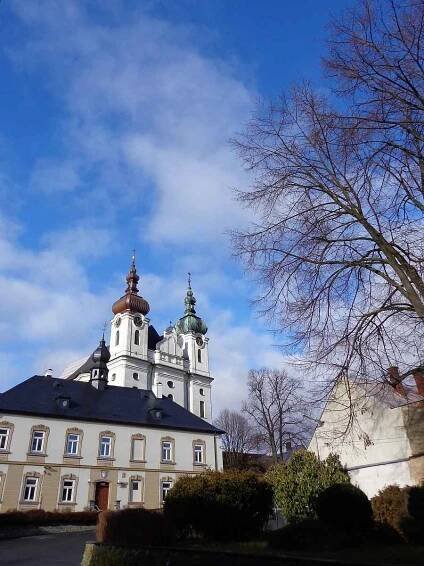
[309,368,424,498]
[0,260,223,512]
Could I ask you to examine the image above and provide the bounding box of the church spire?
[175,274,208,335]
[112,253,150,315]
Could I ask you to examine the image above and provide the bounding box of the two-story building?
[0,258,223,511]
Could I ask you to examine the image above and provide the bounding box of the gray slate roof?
[0,376,223,435]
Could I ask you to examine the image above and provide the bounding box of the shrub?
[371,484,424,544]
[316,483,373,530]
[96,508,175,547]
[163,470,273,541]
[266,450,350,523]
[0,509,97,527]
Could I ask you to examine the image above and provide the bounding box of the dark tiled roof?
[0,376,223,435]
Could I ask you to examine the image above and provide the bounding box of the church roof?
[0,376,223,435]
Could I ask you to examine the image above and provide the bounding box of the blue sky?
[0,0,352,410]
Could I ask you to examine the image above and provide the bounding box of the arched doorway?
[95,481,109,510]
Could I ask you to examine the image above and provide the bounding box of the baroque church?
[0,258,223,512]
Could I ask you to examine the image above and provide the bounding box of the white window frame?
[31,430,45,453]
[161,480,172,503]
[66,433,80,456]
[23,477,38,502]
[194,444,204,464]
[0,428,9,451]
[61,479,75,503]
[99,436,112,458]
[161,441,172,462]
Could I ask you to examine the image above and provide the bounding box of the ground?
[0,531,93,566]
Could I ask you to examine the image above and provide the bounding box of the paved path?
[0,531,93,566]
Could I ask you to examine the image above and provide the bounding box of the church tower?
[108,256,151,388]
[174,276,212,421]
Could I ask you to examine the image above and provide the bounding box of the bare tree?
[214,409,256,469]
[232,0,424,409]
[242,368,311,463]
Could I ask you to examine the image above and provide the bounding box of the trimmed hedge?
[97,508,175,547]
[0,509,97,527]
[316,483,373,530]
[163,470,273,541]
[371,484,424,544]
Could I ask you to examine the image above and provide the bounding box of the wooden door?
[95,482,109,510]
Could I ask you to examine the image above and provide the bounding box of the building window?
[111,373,116,381]
[133,372,139,381]
[198,349,202,363]
[200,401,205,418]
[115,330,119,346]
[0,428,10,451]
[129,479,143,503]
[99,436,112,458]
[167,380,174,388]
[167,394,173,400]
[31,430,45,453]
[130,435,145,461]
[134,330,140,345]
[23,477,38,502]
[161,479,173,503]
[193,444,204,464]
[199,388,204,396]
[161,441,172,462]
[65,433,80,456]
[61,479,75,503]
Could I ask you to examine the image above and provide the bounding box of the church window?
[31,430,45,453]
[161,479,173,503]
[99,436,112,458]
[115,331,120,346]
[199,388,204,396]
[133,372,139,381]
[0,428,10,451]
[197,349,202,363]
[161,441,172,462]
[65,433,80,455]
[193,444,204,464]
[23,477,38,502]
[61,479,75,503]
[167,380,174,388]
[111,373,116,381]
[167,394,173,400]
[200,401,205,418]
[134,330,140,345]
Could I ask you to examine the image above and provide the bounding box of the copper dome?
[112,257,150,316]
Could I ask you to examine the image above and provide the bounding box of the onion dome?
[92,336,111,366]
[112,255,150,315]
[174,275,208,335]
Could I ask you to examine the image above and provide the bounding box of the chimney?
[154,382,163,398]
[44,369,53,377]
[412,368,424,397]
[388,366,406,397]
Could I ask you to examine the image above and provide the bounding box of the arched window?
[115,330,120,346]
[197,348,202,363]
[134,330,140,345]
[167,394,173,401]
[133,372,139,381]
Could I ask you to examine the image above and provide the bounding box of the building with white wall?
[309,368,424,498]
[0,259,223,512]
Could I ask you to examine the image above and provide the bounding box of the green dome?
[174,281,208,336]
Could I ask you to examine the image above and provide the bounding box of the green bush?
[266,450,350,523]
[316,483,373,530]
[371,484,424,544]
[0,509,97,527]
[163,470,273,541]
[96,508,175,547]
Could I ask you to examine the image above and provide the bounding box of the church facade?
[0,259,223,512]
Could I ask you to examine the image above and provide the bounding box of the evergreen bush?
[163,470,273,541]
[0,509,97,527]
[96,508,175,547]
[316,483,373,530]
[266,450,350,523]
